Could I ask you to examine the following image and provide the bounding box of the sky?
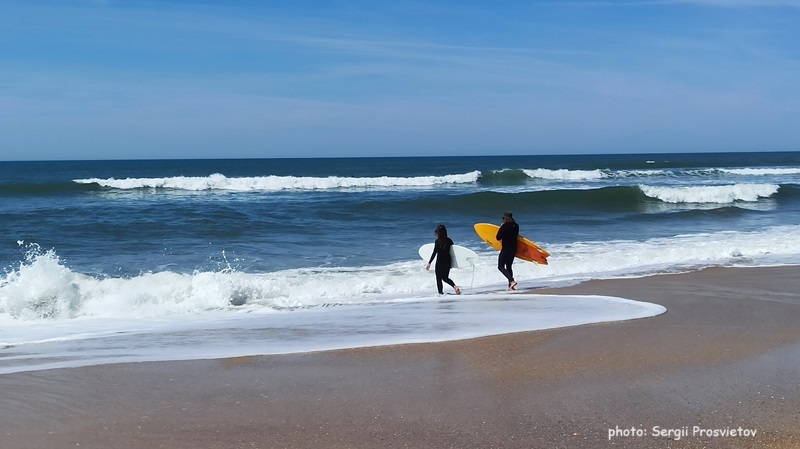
[1,0,799,160]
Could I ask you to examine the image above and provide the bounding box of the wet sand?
[2,266,800,448]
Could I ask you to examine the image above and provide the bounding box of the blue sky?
[1,0,799,160]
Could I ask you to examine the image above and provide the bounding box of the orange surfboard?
[473,223,550,265]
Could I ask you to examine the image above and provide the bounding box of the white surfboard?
[418,243,479,268]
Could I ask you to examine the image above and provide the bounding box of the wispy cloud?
[667,0,800,7]
[553,0,800,8]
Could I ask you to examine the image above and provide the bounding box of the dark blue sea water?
[1,152,799,373]
[3,152,799,276]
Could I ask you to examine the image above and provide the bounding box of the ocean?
[2,152,799,374]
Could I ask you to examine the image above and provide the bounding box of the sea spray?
[1,243,82,320]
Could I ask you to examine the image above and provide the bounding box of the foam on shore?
[0,292,665,374]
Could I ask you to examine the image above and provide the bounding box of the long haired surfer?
[426,224,461,295]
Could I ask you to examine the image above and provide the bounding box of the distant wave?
[448,187,648,213]
[522,168,606,180]
[443,183,786,215]
[19,163,799,196]
[64,164,800,192]
[640,184,780,204]
[489,165,800,183]
[0,181,100,196]
[478,169,531,184]
[74,172,482,191]
[481,168,666,184]
[720,168,800,176]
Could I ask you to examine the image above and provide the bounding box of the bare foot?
[509,281,517,291]
[455,286,461,295]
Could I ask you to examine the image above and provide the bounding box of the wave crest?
[522,168,606,181]
[0,245,436,321]
[640,184,780,204]
[0,244,82,320]
[720,168,800,176]
[74,172,482,191]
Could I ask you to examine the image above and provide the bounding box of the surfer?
[426,224,462,295]
[496,212,519,290]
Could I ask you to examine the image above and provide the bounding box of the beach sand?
[2,266,799,449]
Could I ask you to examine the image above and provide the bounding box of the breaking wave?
[74,172,482,191]
[640,184,780,204]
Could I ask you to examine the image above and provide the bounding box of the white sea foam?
[74,171,482,191]
[3,225,800,373]
[521,166,800,183]
[521,167,703,181]
[721,168,800,176]
[640,184,780,204]
[615,169,675,178]
[4,225,800,324]
[0,294,666,374]
[523,168,606,180]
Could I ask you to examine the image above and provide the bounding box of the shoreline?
[2,265,800,448]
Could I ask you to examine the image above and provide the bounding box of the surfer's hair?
[435,224,448,239]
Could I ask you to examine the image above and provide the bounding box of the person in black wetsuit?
[426,224,461,295]
[496,211,519,290]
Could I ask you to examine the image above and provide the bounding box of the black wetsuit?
[428,237,457,294]
[496,221,519,286]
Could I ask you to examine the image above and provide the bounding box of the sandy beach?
[2,266,799,449]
